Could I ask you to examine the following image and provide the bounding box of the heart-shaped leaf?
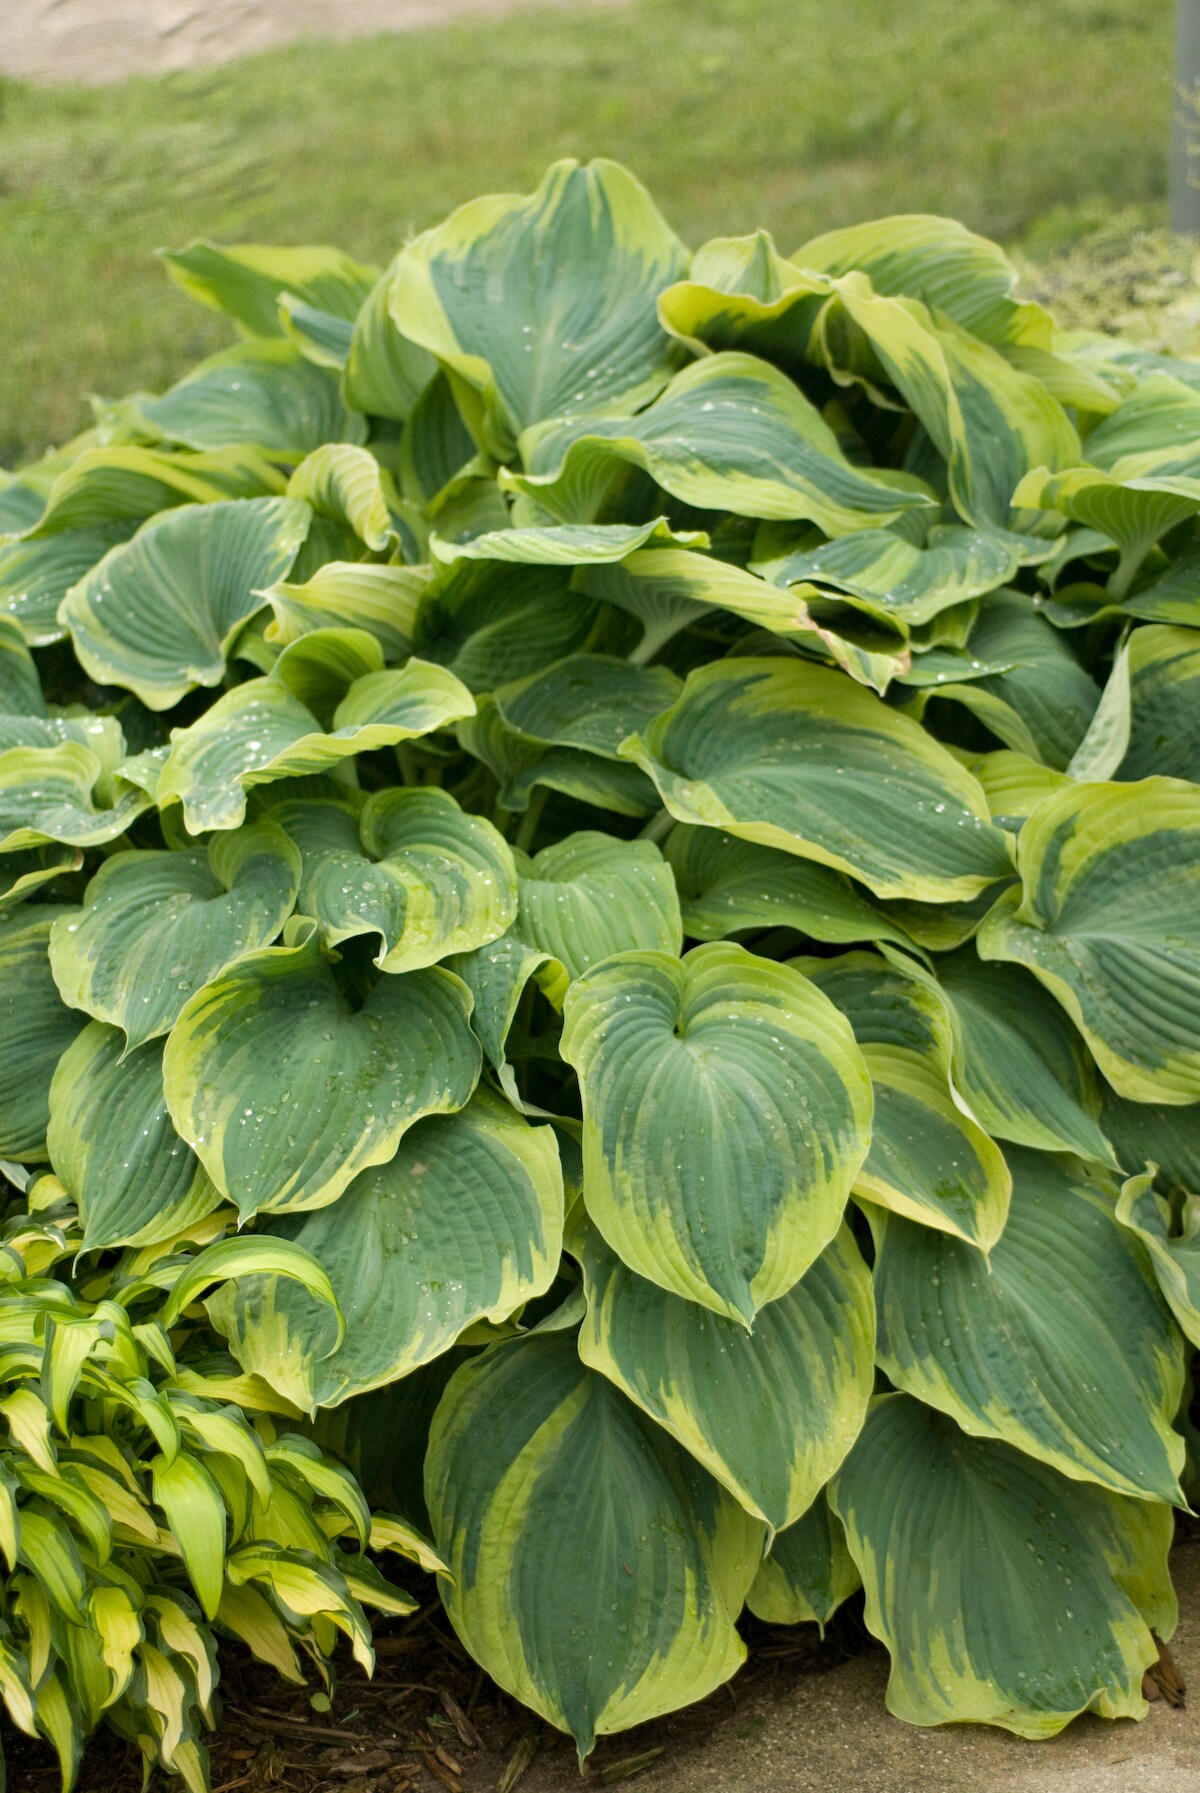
[390,159,689,448]
[157,657,475,834]
[272,787,516,972]
[830,1395,1173,1735]
[208,1089,563,1406]
[577,1218,873,1528]
[978,777,1200,1102]
[426,1331,764,1757]
[873,1148,1185,1504]
[48,1025,222,1249]
[560,942,871,1323]
[60,497,310,710]
[623,657,1012,903]
[0,907,87,1161]
[163,926,481,1216]
[48,822,301,1049]
[514,833,681,1005]
[799,950,1011,1249]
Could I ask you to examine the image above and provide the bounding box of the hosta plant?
[4,158,1200,1770]
[0,1170,434,1790]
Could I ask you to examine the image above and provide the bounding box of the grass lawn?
[0,0,1173,465]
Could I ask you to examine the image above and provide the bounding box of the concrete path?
[501,1542,1200,1793]
[2,0,615,85]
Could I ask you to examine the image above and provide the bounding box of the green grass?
[0,0,1173,465]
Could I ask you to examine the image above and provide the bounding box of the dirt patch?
[8,1542,1200,1793]
[3,0,616,86]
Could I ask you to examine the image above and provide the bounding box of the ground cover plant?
[4,156,1200,1783]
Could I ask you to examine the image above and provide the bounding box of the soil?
[2,0,618,86]
[7,1537,1200,1793]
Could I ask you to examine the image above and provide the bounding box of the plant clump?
[3,159,1200,1779]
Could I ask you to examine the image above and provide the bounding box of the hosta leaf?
[341,259,437,422]
[262,560,427,659]
[977,777,1200,1102]
[18,445,286,536]
[514,833,681,1005]
[970,746,1071,828]
[157,658,475,834]
[48,1026,221,1249]
[390,158,688,448]
[1115,1176,1200,1351]
[0,908,87,1161]
[1117,623,1200,780]
[0,743,156,852]
[271,787,516,972]
[656,230,831,370]
[225,1544,372,1670]
[272,294,357,368]
[873,1149,1185,1503]
[0,616,45,717]
[162,925,480,1216]
[430,518,700,567]
[285,445,398,552]
[815,278,1078,540]
[268,625,384,718]
[48,822,300,1048]
[935,947,1114,1163]
[1113,544,1200,627]
[1063,632,1133,781]
[399,367,476,504]
[800,951,1010,1249]
[1014,463,1200,580]
[160,239,377,339]
[1100,1086,1200,1194]
[573,551,721,660]
[576,1218,873,1529]
[575,547,911,686]
[664,824,910,948]
[746,1497,861,1629]
[905,591,1100,770]
[59,496,309,710]
[0,524,133,646]
[753,519,1018,630]
[415,561,604,691]
[445,932,553,1106]
[151,1452,226,1619]
[214,1582,303,1683]
[461,697,660,820]
[795,213,1052,347]
[560,941,871,1323]
[0,461,58,531]
[0,710,121,758]
[0,843,82,912]
[622,657,1012,903]
[158,1235,343,1338]
[1080,372,1200,471]
[209,1089,563,1407]
[831,1395,1174,1735]
[517,352,933,530]
[491,655,680,762]
[425,1331,764,1757]
[135,342,366,458]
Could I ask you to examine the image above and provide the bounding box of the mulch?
[5,1575,867,1793]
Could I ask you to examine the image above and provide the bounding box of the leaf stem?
[396,743,420,786]
[1106,543,1145,602]
[513,789,548,855]
[637,807,674,844]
